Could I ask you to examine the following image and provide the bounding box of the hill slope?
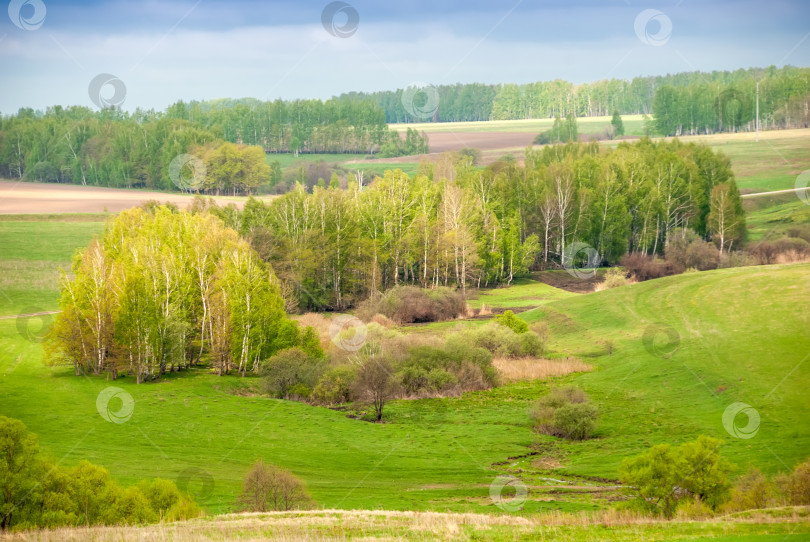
[523,263,810,476]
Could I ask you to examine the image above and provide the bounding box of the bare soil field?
[0,181,265,214]
[425,131,536,154]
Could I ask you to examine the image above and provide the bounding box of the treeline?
[652,65,810,135]
[0,99,427,192]
[338,65,809,125]
[46,206,322,382]
[208,139,742,312]
[165,98,428,155]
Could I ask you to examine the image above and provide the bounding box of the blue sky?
[0,0,808,113]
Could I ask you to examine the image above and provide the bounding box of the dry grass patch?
[493,356,592,382]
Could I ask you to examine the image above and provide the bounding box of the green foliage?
[0,416,43,530]
[493,310,529,334]
[782,459,810,505]
[552,403,599,441]
[311,366,356,405]
[212,139,742,311]
[723,468,777,512]
[531,387,598,440]
[534,113,578,144]
[0,417,199,531]
[600,267,629,289]
[620,436,734,518]
[448,322,544,358]
[342,66,810,126]
[0,99,428,192]
[260,348,325,400]
[611,110,625,137]
[46,206,304,382]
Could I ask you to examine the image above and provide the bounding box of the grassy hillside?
[522,263,810,477]
[2,208,808,522]
[0,217,105,317]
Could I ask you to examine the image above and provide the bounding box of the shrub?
[238,460,314,512]
[774,237,810,262]
[0,416,201,530]
[619,436,734,518]
[397,342,495,396]
[666,229,720,271]
[531,386,597,440]
[718,250,755,269]
[599,267,630,289]
[357,286,466,324]
[260,348,324,400]
[493,310,529,334]
[448,322,543,358]
[782,459,810,505]
[137,478,200,521]
[722,468,777,512]
[311,366,356,405]
[676,496,715,520]
[621,252,684,281]
[749,241,778,264]
[552,402,599,440]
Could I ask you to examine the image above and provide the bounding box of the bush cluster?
[531,386,598,440]
[621,226,810,283]
[620,435,810,519]
[356,286,467,324]
[449,322,545,359]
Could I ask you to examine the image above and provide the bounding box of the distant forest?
[341,65,810,134]
[0,65,807,192]
[0,99,428,191]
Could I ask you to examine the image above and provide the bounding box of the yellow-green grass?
[5,508,809,541]
[265,153,371,169]
[390,115,647,136]
[688,129,810,193]
[743,194,810,241]
[467,278,578,310]
[0,217,105,317]
[521,262,810,479]
[2,218,809,523]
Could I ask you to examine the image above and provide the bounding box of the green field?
[743,194,810,240]
[467,278,579,310]
[0,218,106,317]
[2,214,809,525]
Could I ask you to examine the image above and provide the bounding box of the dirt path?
[741,186,810,198]
[0,310,60,320]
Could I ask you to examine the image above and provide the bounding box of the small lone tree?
[353,356,398,422]
[611,110,625,137]
[238,460,314,512]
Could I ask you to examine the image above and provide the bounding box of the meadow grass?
[466,278,579,310]
[4,508,808,541]
[0,217,105,317]
[1,217,809,524]
[743,194,810,240]
[265,152,370,169]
